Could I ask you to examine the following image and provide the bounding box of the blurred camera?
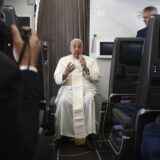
[0,20,31,59]
[0,6,31,59]
[0,19,13,56]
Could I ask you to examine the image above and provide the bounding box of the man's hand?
[80,55,90,75]
[11,25,41,67]
[63,62,75,80]
[79,55,86,68]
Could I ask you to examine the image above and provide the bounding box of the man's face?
[70,39,83,59]
[143,11,154,26]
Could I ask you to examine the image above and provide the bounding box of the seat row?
[98,15,160,160]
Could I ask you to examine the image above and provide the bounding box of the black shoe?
[55,139,63,149]
[54,137,65,149]
[55,136,71,149]
[85,134,96,151]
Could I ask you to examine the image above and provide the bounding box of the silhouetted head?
[70,38,83,59]
[142,6,158,26]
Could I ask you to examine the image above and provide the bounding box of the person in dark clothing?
[0,0,41,159]
[136,6,158,38]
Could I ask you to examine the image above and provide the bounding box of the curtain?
[34,0,41,30]
[37,0,90,97]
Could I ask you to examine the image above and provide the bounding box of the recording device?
[0,19,13,58]
[0,19,31,60]
[0,5,31,61]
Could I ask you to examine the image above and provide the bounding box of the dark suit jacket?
[136,27,147,38]
[0,53,39,160]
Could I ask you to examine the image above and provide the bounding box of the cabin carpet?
[48,137,113,160]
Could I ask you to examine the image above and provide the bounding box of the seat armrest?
[112,108,133,129]
[94,93,108,109]
[49,96,56,109]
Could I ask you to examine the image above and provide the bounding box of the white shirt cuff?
[20,65,38,73]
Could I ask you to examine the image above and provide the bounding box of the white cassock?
[54,55,101,141]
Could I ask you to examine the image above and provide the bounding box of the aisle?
[48,138,113,160]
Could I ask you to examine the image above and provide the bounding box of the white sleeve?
[54,58,65,85]
[20,65,38,73]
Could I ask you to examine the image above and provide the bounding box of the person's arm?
[54,58,66,85]
[54,58,75,85]
[11,25,41,142]
[11,25,41,68]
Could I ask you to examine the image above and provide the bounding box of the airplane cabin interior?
[0,0,160,160]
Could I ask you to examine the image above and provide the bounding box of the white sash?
[72,69,86,140]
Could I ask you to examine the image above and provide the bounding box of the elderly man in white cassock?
[54,38,101,150]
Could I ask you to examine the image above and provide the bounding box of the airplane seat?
[107,15,160,160]
[109,37,143,94]
[134,14,160,159]
[105,37,144,159]
[92,38,144,149]
[94,93,108,134]
[109,36,144,119]
[47,96,56,136]
[39,41,56,136]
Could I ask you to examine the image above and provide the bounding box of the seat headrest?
[119,42,143,65]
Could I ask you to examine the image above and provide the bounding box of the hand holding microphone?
[79,55,90,75]
[79,55,86,68]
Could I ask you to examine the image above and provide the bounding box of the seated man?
[54,38,101,150]
[136,6,158,38]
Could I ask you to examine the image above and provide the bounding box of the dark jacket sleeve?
[136,27,147,38]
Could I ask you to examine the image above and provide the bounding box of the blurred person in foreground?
[0,0,41,159]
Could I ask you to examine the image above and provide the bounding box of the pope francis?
[54,38,101,149]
